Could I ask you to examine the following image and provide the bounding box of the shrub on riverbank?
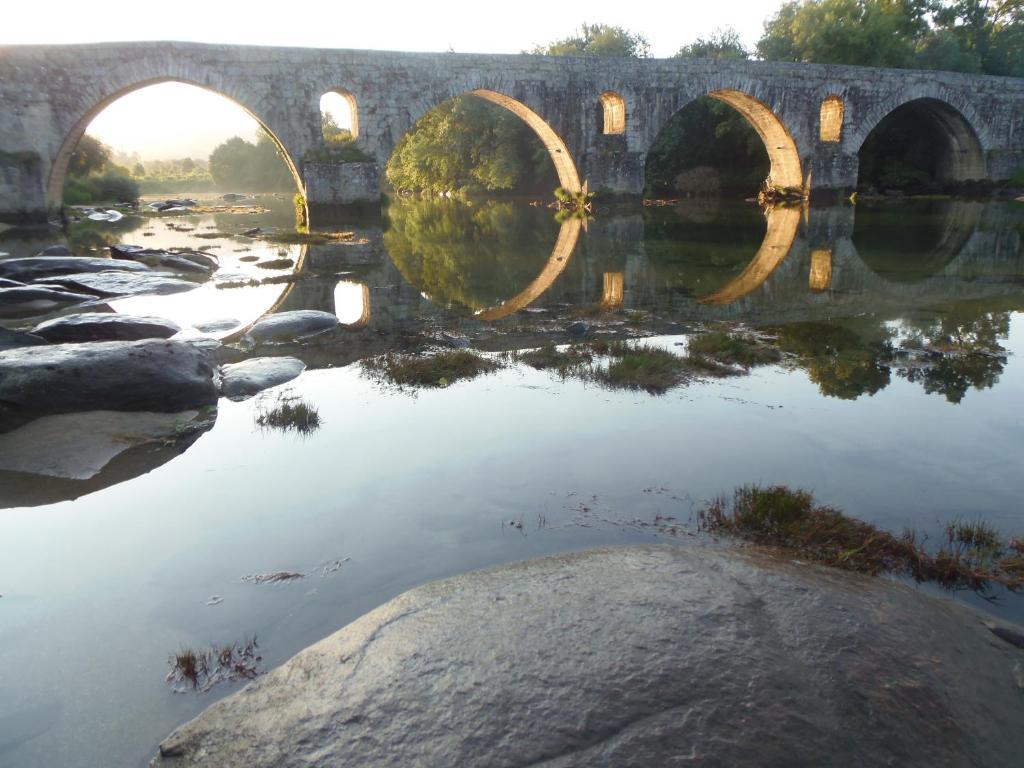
[63,170,140,205]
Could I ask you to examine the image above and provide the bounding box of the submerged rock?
[194,318,240,334]
[0,256,149,282]
[39,271,198,298]
[0,339,218,432]
[219,357,306,400]
[35,244,72,257]
[0,286,96,318]
[0,326,48,350]
[243,310,339,345]
[31,312,181,343]
[152,545,1024,768]
[111,245,218,275]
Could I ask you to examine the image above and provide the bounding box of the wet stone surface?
[153,545,1024,768]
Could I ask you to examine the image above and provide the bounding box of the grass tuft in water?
[701,485,1023,593]
[362,349,499,388]
[597,343,689,394]
[255,400,322,434]
[166,636,261,693]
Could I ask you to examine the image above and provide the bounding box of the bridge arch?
[846,91,989,183]
[397,88,582,193]
[646,88,804,194]
[47,77,305,210]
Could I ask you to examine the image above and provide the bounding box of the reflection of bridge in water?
[273,201,1024,332]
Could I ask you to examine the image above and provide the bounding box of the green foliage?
[321,111,352,144]
[675,27,749,59]
[209,131,294,191]
[255,400,321,434]
[68,134,112,177]
[529,23,651,57]
[304,140,374,163]
[386,96,553,195]
[362,350,500,388]
[598,344,689,393]
[62,170,140,204]
[774,321,894,400]
[757,0,1024,77]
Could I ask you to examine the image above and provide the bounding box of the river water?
[1,195,1023,767]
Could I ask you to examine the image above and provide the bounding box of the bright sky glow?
[2,0,786,160]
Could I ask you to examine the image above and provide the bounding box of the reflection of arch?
[334,280,371,327]
[853,98,986,181]
[600,91,626,135]
[321,89,359,139]
[47,78,305,209]
[475,218,584,321]
[468,89,582,192]
[704,89,803,190]
[698,206,801,305]
[224,244,310,344]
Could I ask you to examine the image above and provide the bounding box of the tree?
[530,23,651,57]
[209,131,293,191]
[68,134,112,176]
[675,28,749,59]
[321,111,353,144]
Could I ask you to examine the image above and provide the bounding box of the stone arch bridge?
[1,41,1022,221]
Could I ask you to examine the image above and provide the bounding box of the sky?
[0,0,788,160]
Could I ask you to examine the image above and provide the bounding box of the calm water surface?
[1,195,1023,767]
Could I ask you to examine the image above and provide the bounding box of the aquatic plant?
[686,330,782,370]
[362,349,500,388]
[166,636,261,693]
[701,485,1023,594]
[596,343,689,394]
[255,400,322,435]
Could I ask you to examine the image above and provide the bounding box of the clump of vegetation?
[255,400,322,434]
[304,140,375,164]
[166,636,261,693]
[686,330,782,372]
[514,344,594,376]
[596,342,689,394]
[362,349,500,388]
[257,229,354,245]
[553,186,595,215]
[701,485,1024,593]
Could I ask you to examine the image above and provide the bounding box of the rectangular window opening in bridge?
[820,96,844,143]
[600,92,626,135]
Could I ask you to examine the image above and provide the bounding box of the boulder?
[0,286,96,318]
[0,278,25,288]
[0,326,48,350]
[111,245,217,275]
[243,310,340,345]
[0,256,149,282]
[35,244,72,257]
[194,318,240,334]
[31,312,181,343]
[38,271,198,298]
[0,339,218,432]
[152,545,1024,768]
[219,356,306,400]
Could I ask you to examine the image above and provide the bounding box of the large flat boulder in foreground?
[0,339,217,431]
[153,545,1024,768]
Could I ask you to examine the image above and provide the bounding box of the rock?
[35,244,72,257]
[31,312,181,343]
[0,286,96,318]
[440,332,471,349]
[86,209,124,222]
[243,310,340,345]
[0,326,48,350]
[221,193,248,202]
[566,320,591,335]
[39,271,199,298]
[0,256,149,282]
[194,318,241,333]
[254,258,294,270]
[151,546,1024,768]
[111,245,218,274]
[0,409,211,481]
[0,339,218,432]
[219,356,306,400]
[0,278,26,288]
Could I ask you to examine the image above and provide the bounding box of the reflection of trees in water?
[642,202,767,299]
[66,215,147,253]
[383,199,557,314]
[772,305,1012,404]
[896,308,1010,404]
[774,321,894,400]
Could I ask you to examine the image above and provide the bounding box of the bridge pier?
[807,147,860,199]
[0,151,49,224]
[304,160,383,215]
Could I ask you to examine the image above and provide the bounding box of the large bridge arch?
[845,89,990,182]
[643,86,805,193]
[391,87,582,193]
[47,76,305,209]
